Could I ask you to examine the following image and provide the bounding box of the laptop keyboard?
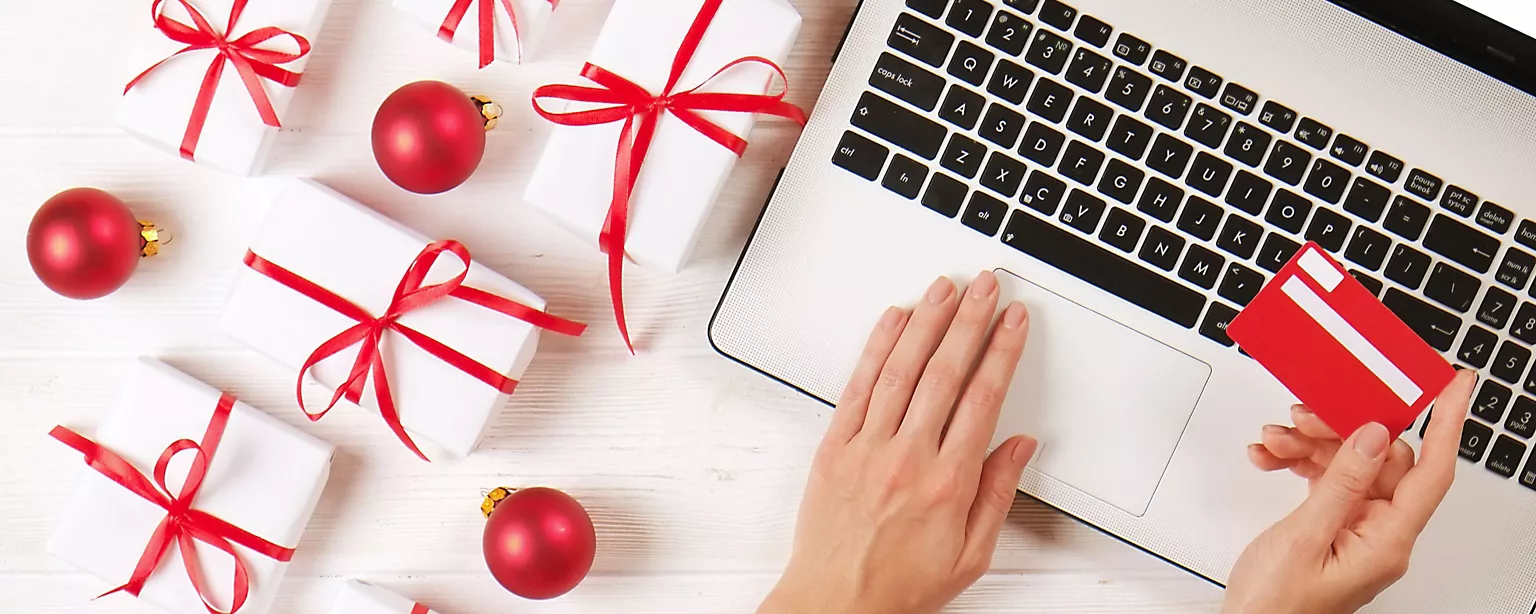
[831,0,1536,488]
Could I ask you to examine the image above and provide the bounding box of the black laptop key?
[1060,189,1107,234]
[937,85,986,130]
[1384,196,1431,240]
[1338,179,1389,224]
[882,154,930,199]
[1508,398,1536,439]
[1106,115,1154,160]
[1066,97,1114,141]
[1406,168,1443,201]
[1384,289,1461,352]
[1178,196,1223,241]
[1187,153,1233,197]
[1257,234,1301,273]
[1100,207,1146,252]
[1185,104,1232,149]
[1424,263,1480,313]
[1519,220,1536,251]
[1001,0,1039,12]
[1215,215,1262,260]
[1350,270,1383,297]
[1499,248,1536,290]
[1478,287,1516,330]
[1073,14,1112,47]
[1522,450,1536,489]
[1183,66,1222,99]
[833,130,888,180]
[1225,123,1271,168]
[1138,177,1184,223]
[1180,244,1224,289]
[1524,368,1536,397]
[871,53,946,111]
[1472,380,1512,423]
[890,14,955,67]
[987,59,1034,103]
[921,173,967,217]
[1328,133,1369,167]
[1225,170,1272,216]
[1305,208,1351,253]
[1025,29,1074,74]
[1501,342,1536,384]
[1020,121,1066,166]
[1020,170,1067,215]
[979,102,1027,148]
[1365,151,1404,184]
[946,0,994,37]
[852,92,947,159]
[947,41,996,86]
[1098,158,1145,204]
[1200,303,1239,347]
[907,0,949,19]
[1265,189,1312,234]
[1039,0,1077,29]
[1487,435,1527,477]
[1478,202,1514,235]
[1058,140,1105,186]
[1105,66,1153,112]
[1146,85,1193,130]
[1423,215,1499,274]
[1002,210,1206,328]
[1026,77,1075,123]
[1065,47,1113,92]
[1442,185,1478,217]
[1148,49,1188,82]
[1460,327,1500,371]
[1147,133,1194,179]
[1513,303,1536,344]
[1294,117,1333,149]
[1140,225,1187,271]
[1384,244,1432,289]
[962,191,1009,236]
[1258,101,1297,134]
[980,151,1028,197]
[985,10,1033,56]
[1303,158,1351,204]
[941,134,986,178]
[1460,419,1495,462]
[1264,140,1311,186]
[1218,82,1258,116]
[1343,226,1390,271]
[1113,33,1151,65]
[1219,263,1265,306]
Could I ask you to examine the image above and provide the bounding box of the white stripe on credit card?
[1282,276,1423,404]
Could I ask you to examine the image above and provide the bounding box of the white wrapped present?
[393,0,557,66]
[331,579,440,614]
[47,357,334,614]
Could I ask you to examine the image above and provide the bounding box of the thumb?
[961,435,1038,562]
[1290,421,1392,538]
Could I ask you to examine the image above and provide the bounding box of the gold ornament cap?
[472,95,502,131]
[138,220,171,258]
[481,486,516,518]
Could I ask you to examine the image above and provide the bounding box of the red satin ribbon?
[50,394,294,614]
[411,604,429,614]
[242,240,586,461]
[125,0,311,161]
[438,0,558,68]
[531,0,807,352]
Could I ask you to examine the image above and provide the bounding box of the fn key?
[833,131,888,181]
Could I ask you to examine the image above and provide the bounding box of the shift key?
[852,92,948,160]
[870,53,946,111]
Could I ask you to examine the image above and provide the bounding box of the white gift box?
[331,579,440,614]
[393,0,555,66]
[218,179,552,459]
[523,0,802,273]
[118,0,332,175]
[47,357,334,614]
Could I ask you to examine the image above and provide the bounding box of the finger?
[1372,439,1416,499]
[1307,439,1342,468]
[1291,459,1326,482]
[900,271,1001,445]
[862,277,962,440]
[1392,370,1476,531]
[1259,425,1320,460]
[1247,443,1298,472]
[940,301,1031,461]
[1291,404,1340,440]
[826,307,909,445]
[1286,422,1392,542]
[960,435,1038,570]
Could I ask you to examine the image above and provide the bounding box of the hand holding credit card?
[1227,243,1456,437]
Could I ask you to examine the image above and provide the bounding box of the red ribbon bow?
[50,394,295,614]
[531,0,807,352]
[243,240,587,461]
[125,0,311,161]
[438,0,558,68]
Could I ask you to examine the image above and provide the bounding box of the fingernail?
[1293,404,1313,416]
[1352,422,1390,459]
[878,306,902,330]
[1011,435,1037,463]
[926,277,955,304]
[1001,302,1027,329]
[969,271,998,300]
[1262,424,1287,436]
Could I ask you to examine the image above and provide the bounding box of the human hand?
[1224,369,1476,614]
[758,272,1038,614]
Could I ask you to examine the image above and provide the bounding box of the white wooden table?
[0,1,1226,611]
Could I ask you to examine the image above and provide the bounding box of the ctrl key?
[833,131,888,181]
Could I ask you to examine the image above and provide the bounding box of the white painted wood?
[0,1,1227,611]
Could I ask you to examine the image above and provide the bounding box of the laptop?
[710,0,1536,611]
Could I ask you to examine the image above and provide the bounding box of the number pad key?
[1460,419,1495,462]
[1512,302,1536,344]
[1492,341,1532,384]
[1471,379,1513,422]
[1460,327,1500,370]
[1497,248,1536,290]
[1479,287,1517,330]
[1507,396,1536,438]
[1486,435,1527,477]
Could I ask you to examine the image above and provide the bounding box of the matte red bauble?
[26,188,166,300]
[481,487,597,600]
[372,81,501,194]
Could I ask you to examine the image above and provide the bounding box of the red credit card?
[1227,242,1456,437]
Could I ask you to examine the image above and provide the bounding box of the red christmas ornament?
[26,188,167,300]
[372,81,501,194]
[481,487,596,600]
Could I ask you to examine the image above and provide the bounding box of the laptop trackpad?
[992,269,1211,517]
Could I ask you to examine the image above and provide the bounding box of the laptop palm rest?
[992,269,1212,517]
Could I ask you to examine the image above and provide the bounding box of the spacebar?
[1001,210,1206,329]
